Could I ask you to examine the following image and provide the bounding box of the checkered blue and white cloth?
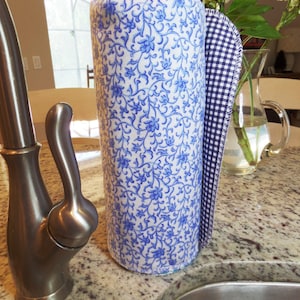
[200,9,243,248]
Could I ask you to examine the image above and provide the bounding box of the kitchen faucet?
[0,1,98,299]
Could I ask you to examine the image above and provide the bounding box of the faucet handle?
[45,103,98,248]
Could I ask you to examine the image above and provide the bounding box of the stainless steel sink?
[177,281,300,300]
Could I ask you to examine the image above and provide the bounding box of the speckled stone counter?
[0,143,300,299]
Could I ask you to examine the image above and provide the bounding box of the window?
[44,0,93,88]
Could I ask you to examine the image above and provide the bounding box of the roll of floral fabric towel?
[90,0,242,275]
[91,0,206,275]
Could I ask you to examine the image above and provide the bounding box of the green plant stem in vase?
[203,0,300,173]
[231,48,270,167]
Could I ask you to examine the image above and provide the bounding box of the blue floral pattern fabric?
[91,1,242,275]
[91,0,206,275]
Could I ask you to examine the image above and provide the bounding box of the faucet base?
[15,277,73,300]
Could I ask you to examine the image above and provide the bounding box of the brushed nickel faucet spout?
[0,1,98,299]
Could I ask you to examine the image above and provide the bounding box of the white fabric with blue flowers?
[91,0,242,275]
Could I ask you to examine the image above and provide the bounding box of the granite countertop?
[0,143,300,299]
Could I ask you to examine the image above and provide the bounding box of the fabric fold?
[200,9,243,248]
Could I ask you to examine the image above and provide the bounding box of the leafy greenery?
[225,0,280,41]
[204,0,300,43]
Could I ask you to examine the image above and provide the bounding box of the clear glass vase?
[222,49,290,175]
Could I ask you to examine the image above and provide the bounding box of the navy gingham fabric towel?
[200,9,243,248]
